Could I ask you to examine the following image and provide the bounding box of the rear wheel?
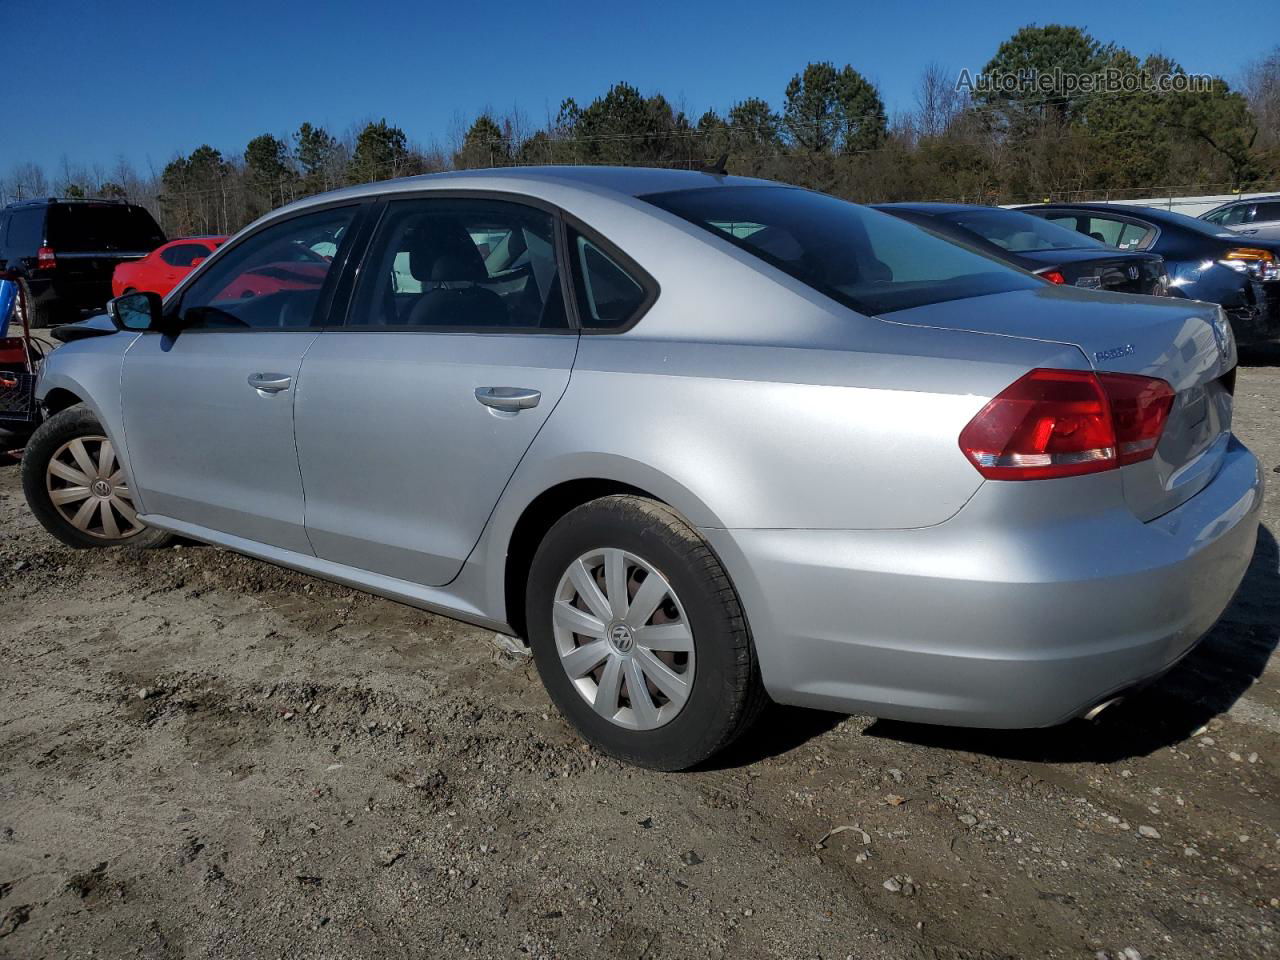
[15,279,51,329]
[22,405,172,549]
[525,495,765,770]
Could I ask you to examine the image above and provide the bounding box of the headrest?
[430,253,486,284]
[405,217,487,283]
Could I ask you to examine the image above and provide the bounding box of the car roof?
[1020,201,1171,218]
[1213,194,1280,206]
[2,197,132,210]
[277,165,778,214]
[871,202,997,215]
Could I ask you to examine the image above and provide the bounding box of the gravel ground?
[0,360,1277,960]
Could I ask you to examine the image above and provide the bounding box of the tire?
[16,279,52,329]
[525,495,766,770]
[21,404,173,549]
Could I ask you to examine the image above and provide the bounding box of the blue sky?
[5,0,1273,176]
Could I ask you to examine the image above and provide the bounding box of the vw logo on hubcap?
[91,479,112,498]
[608,623,635,654]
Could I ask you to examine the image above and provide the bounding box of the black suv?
[0,198,165,327]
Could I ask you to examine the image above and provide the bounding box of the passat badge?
[1075,276,1102,289]
[1094,344,1135,363]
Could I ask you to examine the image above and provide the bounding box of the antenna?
[701,152,729,176]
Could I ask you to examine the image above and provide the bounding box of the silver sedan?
[22,167,1263,769]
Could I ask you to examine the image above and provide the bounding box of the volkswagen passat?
[22,168,1263,770]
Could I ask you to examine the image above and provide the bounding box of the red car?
[112,236,226,298]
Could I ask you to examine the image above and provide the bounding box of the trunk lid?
[1022,249,1166,296]
[882,286,1235,520]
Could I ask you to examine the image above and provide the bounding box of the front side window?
[348,198,567,330]
[172,206,354,330]
[644,185,1039,315]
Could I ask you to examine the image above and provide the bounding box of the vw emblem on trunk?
[1210,312,1231,363]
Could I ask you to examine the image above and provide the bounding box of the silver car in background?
[22,167,1263,769]
[1201,195,1280,242]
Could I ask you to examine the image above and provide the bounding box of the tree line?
[4,25,1279,238]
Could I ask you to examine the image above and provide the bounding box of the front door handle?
[475,386,541,412]
[248,373,292,393]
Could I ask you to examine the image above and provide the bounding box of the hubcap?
[552,548,695,731]
[45,435,145,540]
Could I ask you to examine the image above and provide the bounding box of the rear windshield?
[643,186,1040,315]
[46,203,165,252]
[939,208,1104,253]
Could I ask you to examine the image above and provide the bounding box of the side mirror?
[107,291,164,332]
[190,257,205,268]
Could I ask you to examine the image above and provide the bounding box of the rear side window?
[1116,222,1153,250]
[160,243,210,267]
[570,232,649,329]
[6,209,45,252]
[1254,201,1280,223]
[46,203,164,251]
[943,209,1102,252]
[347,198,568,330]
[643,186,1038,316]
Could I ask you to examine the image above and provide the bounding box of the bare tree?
[1242,46,1280,147]
[4,162,49,202]
[914,61,967,139]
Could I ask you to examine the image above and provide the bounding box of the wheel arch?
[42,387,86,416]
[492,457,725,640]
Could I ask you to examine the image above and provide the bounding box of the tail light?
[1039,269,1067,285]
[959,368,1175,481]
[1220,247,1278,281]
[36,246,56,271]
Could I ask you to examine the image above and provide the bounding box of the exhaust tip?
[1083,696,1124,722]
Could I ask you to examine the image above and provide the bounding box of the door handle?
[248,373,292,393]
[475,386,541,412]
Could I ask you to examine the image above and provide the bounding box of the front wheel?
[526,495,765,770]
[21,405,173,549]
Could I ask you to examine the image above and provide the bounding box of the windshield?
[46,203,165,252]
[643,186,1040,315]
[940,208,1104,253]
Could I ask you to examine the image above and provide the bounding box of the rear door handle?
[248,373,292,393]
[474,387,541,412]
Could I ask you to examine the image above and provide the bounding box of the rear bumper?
[29,274,113,312]
[1227,280,1280,346]
[704,437,1263,728]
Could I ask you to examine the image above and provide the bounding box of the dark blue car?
[873,203,1167,296]
[1015,202,1280,346]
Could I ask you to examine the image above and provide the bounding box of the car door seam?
[293,331,324,557]
[438,332,583,589]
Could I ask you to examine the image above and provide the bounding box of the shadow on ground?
[1240,343,1280,368]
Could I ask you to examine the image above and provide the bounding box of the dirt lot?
[0,362,1278,960]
